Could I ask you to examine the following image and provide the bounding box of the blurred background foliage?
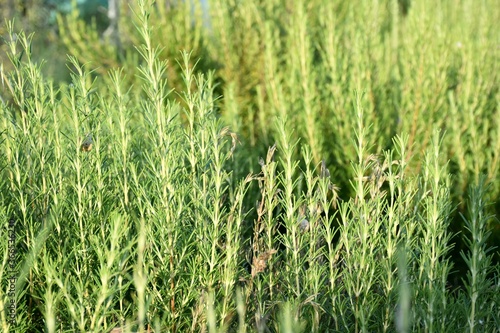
[1,0,499,281]
[0,0,108,81]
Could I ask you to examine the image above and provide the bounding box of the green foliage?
[0,0,498,332]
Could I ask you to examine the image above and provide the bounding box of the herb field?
[0,0,499,332]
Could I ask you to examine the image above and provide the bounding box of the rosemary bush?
[0,0,498,332]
